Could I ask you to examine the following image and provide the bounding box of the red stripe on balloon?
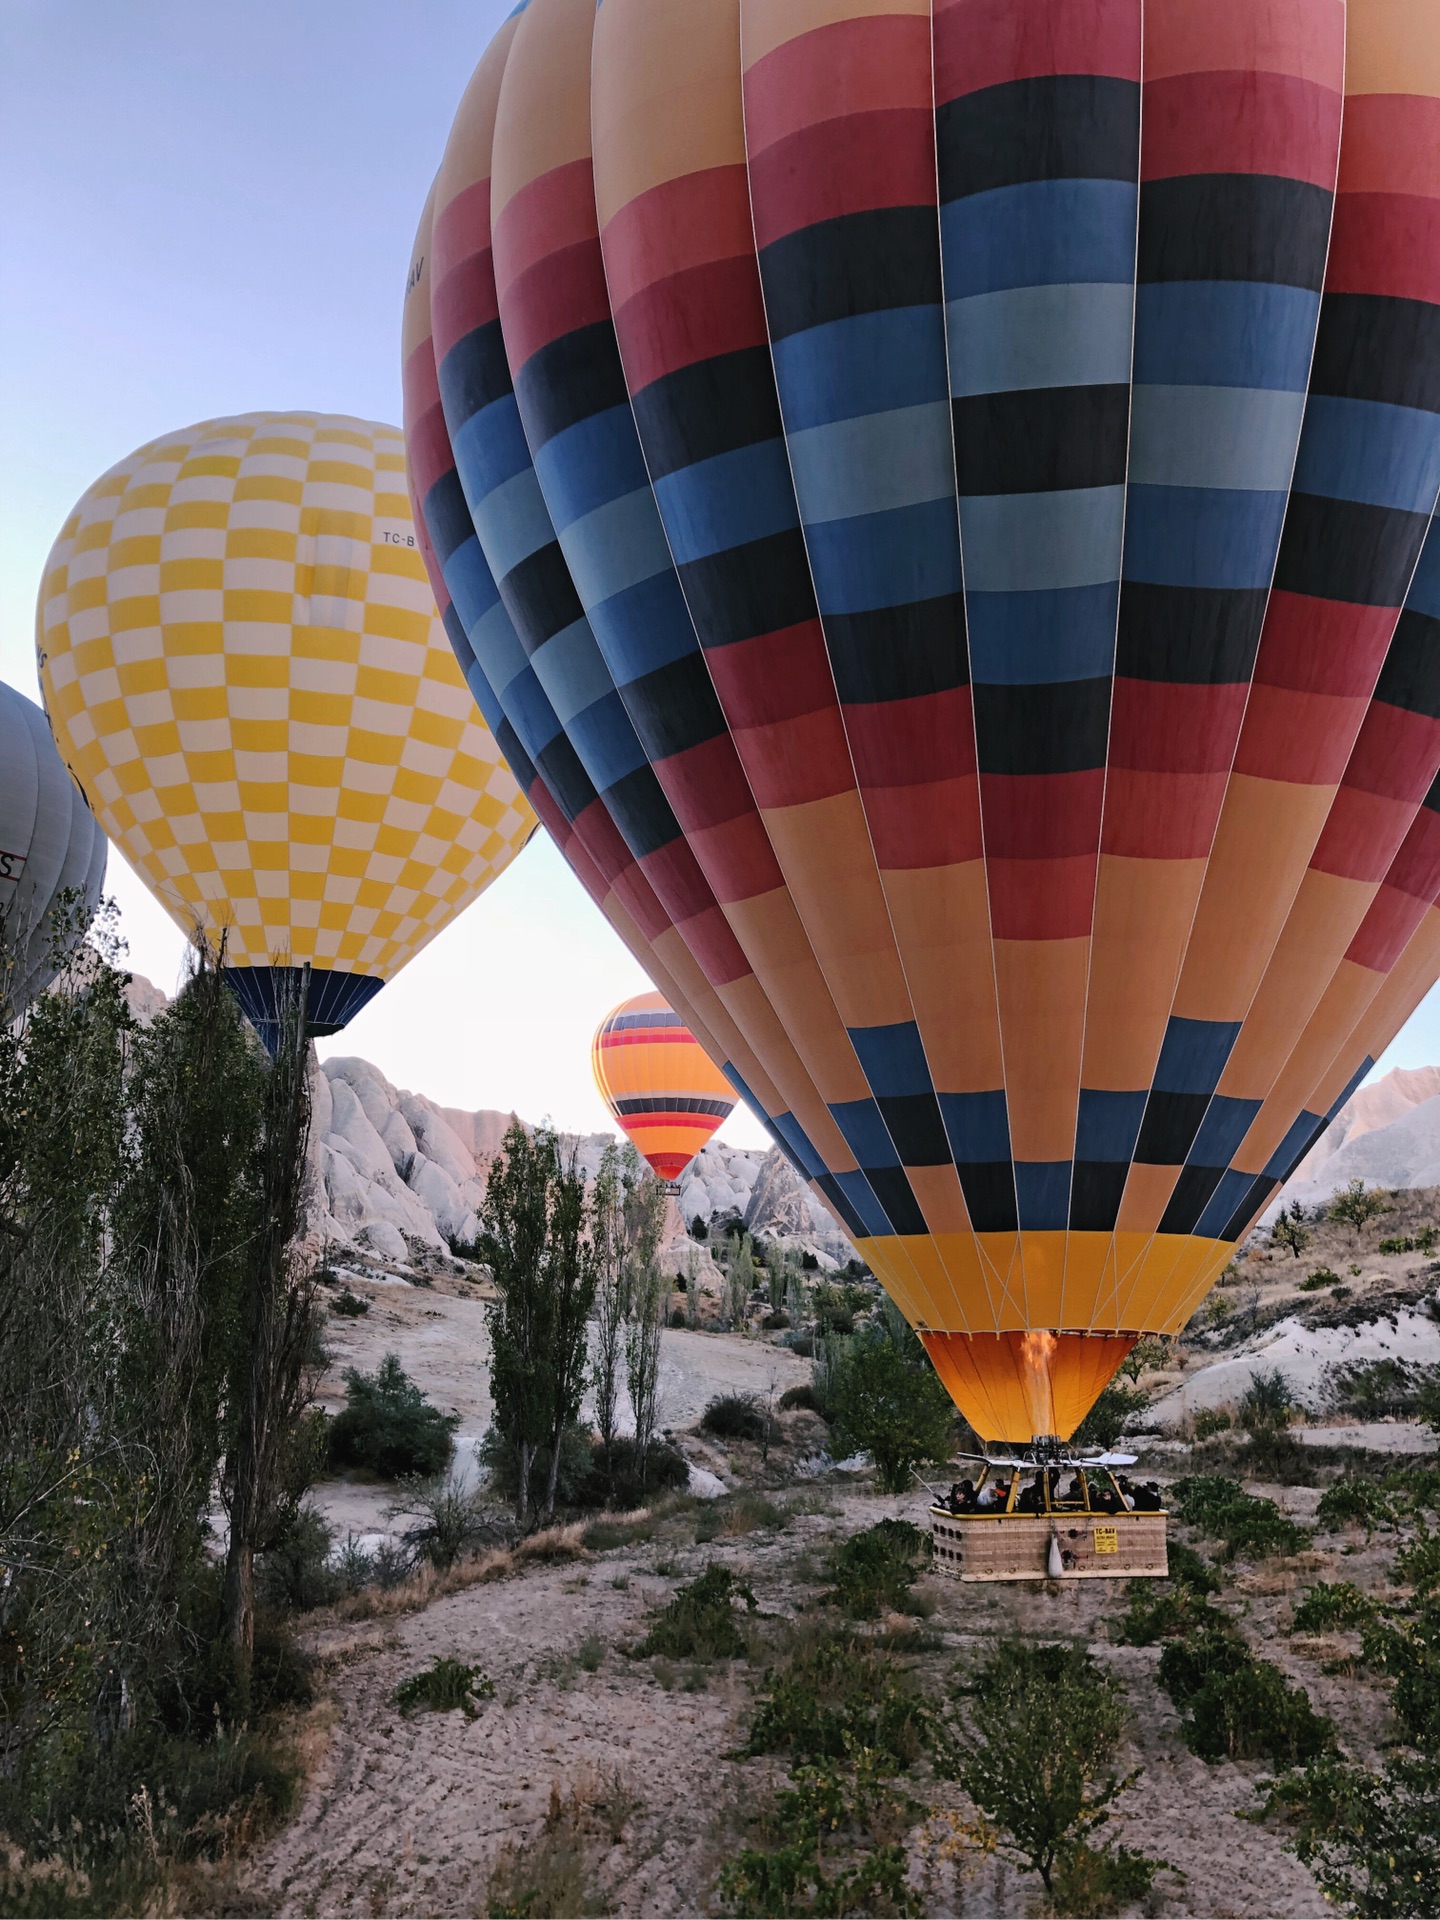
[933,0,1140,98]
[1139,71,1341,187]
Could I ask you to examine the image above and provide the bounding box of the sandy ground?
[311,1276,810,1544]
[244,1470,1347,1919]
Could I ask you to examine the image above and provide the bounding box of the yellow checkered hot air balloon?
[37,411,535,1046]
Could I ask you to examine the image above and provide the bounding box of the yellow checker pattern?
[37,412,535,982]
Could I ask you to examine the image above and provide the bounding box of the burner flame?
[1018,1329,1059,1436]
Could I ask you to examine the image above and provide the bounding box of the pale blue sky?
[1,2,1434,1138]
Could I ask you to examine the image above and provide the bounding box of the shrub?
[1238,1366,1295,1433]
[669,1307,687,1328]
[1298,1267,1341,1291]
[1362,1598,1440,1747]
[1049,1841,1163,1918]
[950,1641,1139,1895]
[387,1467,498,1570]
[329,1287,369,1317]
[255,1505,339,1612]
[760,1310,790,1331]
[778,1383,820,1415]
[719,1760,919,1919]
[480,1418,593,1511]
[635,1564,756,1660]
[824,1519,931,1620]
[1324,1356,1437,1420]
[1270,1203,1311,1259]
[1264,1752,1440,1918]
[1114,1558,1221,1646]
[743,1631,927,1768]
[580,1433,690,1511]
[1193,1406,1233,1438]
[700,1392,773,1445]
[1397,1525,1440,1596]
[1071,1381,1150,1452]
[394,1656,495,1717]
[1158,1630,1332,1764]
[1170,1475,1309,1559]
[485,1782,611,1918]
[328,1353,459,1480]
[829,1314,956,1493]
[1292,1581,1374,1634]
[1316,1477,1396,1537]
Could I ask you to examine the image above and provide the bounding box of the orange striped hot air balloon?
[592,993,736,1182]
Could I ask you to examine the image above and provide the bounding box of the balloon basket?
[927,1453,1168,1582]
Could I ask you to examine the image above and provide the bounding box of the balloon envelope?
[38,413,535,1048]
[592,991,737,1181]
[0,678,107,1016]
[405,0,1440,1440]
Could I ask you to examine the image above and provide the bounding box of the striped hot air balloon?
[403,0,1440,1445]
[592,992,737,1181]
[39,413,535,1050]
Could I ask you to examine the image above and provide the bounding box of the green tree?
[952,1641,1136,1895]
[1329,1178,1391,1239]
[623,1169,669,1488]
[1270,1202,1311,1259]
[477,1120,598,1525]
[830,1303,954,1493]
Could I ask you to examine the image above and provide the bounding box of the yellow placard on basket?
[1093,1526,1119,1555]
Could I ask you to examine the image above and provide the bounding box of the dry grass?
[306,1524,589,1630]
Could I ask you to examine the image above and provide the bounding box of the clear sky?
[2,3,1436,1137]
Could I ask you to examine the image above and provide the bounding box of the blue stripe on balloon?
[1127,386,1308,494]
[586,569,701,686]
[1132,282,1320,391]
[1122,485,1290,590]
[802,497,965,614]
[1194,1167,1256,1237]
[848,1020,934,1099]
[966,582,1120,684]
[1075,1088,1146,1163]
[534,405,652,529]
[1190,1095,1262,1166]
[473,464,560,578]
[1290,396,1440,516]
[939,179,1138,299]
[769,306,949,430]
[558,485,675,610]
[946,281,1135,396]
[958,486,1126,594]
[529,615,617,726]
[1152,1016,1242,1098]
[564,688,651,791]
[1013,1161,1072,1231]
[651,440,800,565]
[453,394,533,503]
[785,403,956,523]
[830,1098,903,1169]
[937,1091,1012,1163]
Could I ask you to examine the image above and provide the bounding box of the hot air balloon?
[0,678,107,1018]
[403,0,1440,1446]
[592,991,737,1181]
[38,413,535,1050]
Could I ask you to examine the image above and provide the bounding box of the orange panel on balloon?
[922,1330,1138,1446]
[592,991,736,1180]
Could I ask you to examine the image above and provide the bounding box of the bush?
[387,1467,498,1570]
[1264,1752,1440,1917]
[1071,1381,1150,1452]
[1362,1598,1440,1747]
[328,1353,459,1480]
[1158,1630,1332,1764]
[1329,1178,1392,1236]
[479,1418,593,1511]
[255,1504,339,1612]
[760,1309,790,1331]
[636,1564,756,1660]
[719,1760,919,1919]
[394,1656,494,1717]
[1324,1356,1438,1420]
[669,1306,687,1328]
[700,1392,773,1445]
[1238,1366,1295,1433]
[1193,1406,1233,1438]
[694,1489,788,1542]
[580,1433,690,1510]
[950,1641,1141,1895]
[1170,1475,1309,1559]
[1114,1549,1221,1647]
[778,1383,821,1415]
[744,1630,928,1768]
[811,1284,855,1336]
[1316,1477,1396,1537]
[1293,1581,1374,1634]
[1049,1841,1163,1918]
[329,1287,369,1317]
[829,1315,956,1493]
[1298,1267,1341,1291]
[824,1519,931,1620]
